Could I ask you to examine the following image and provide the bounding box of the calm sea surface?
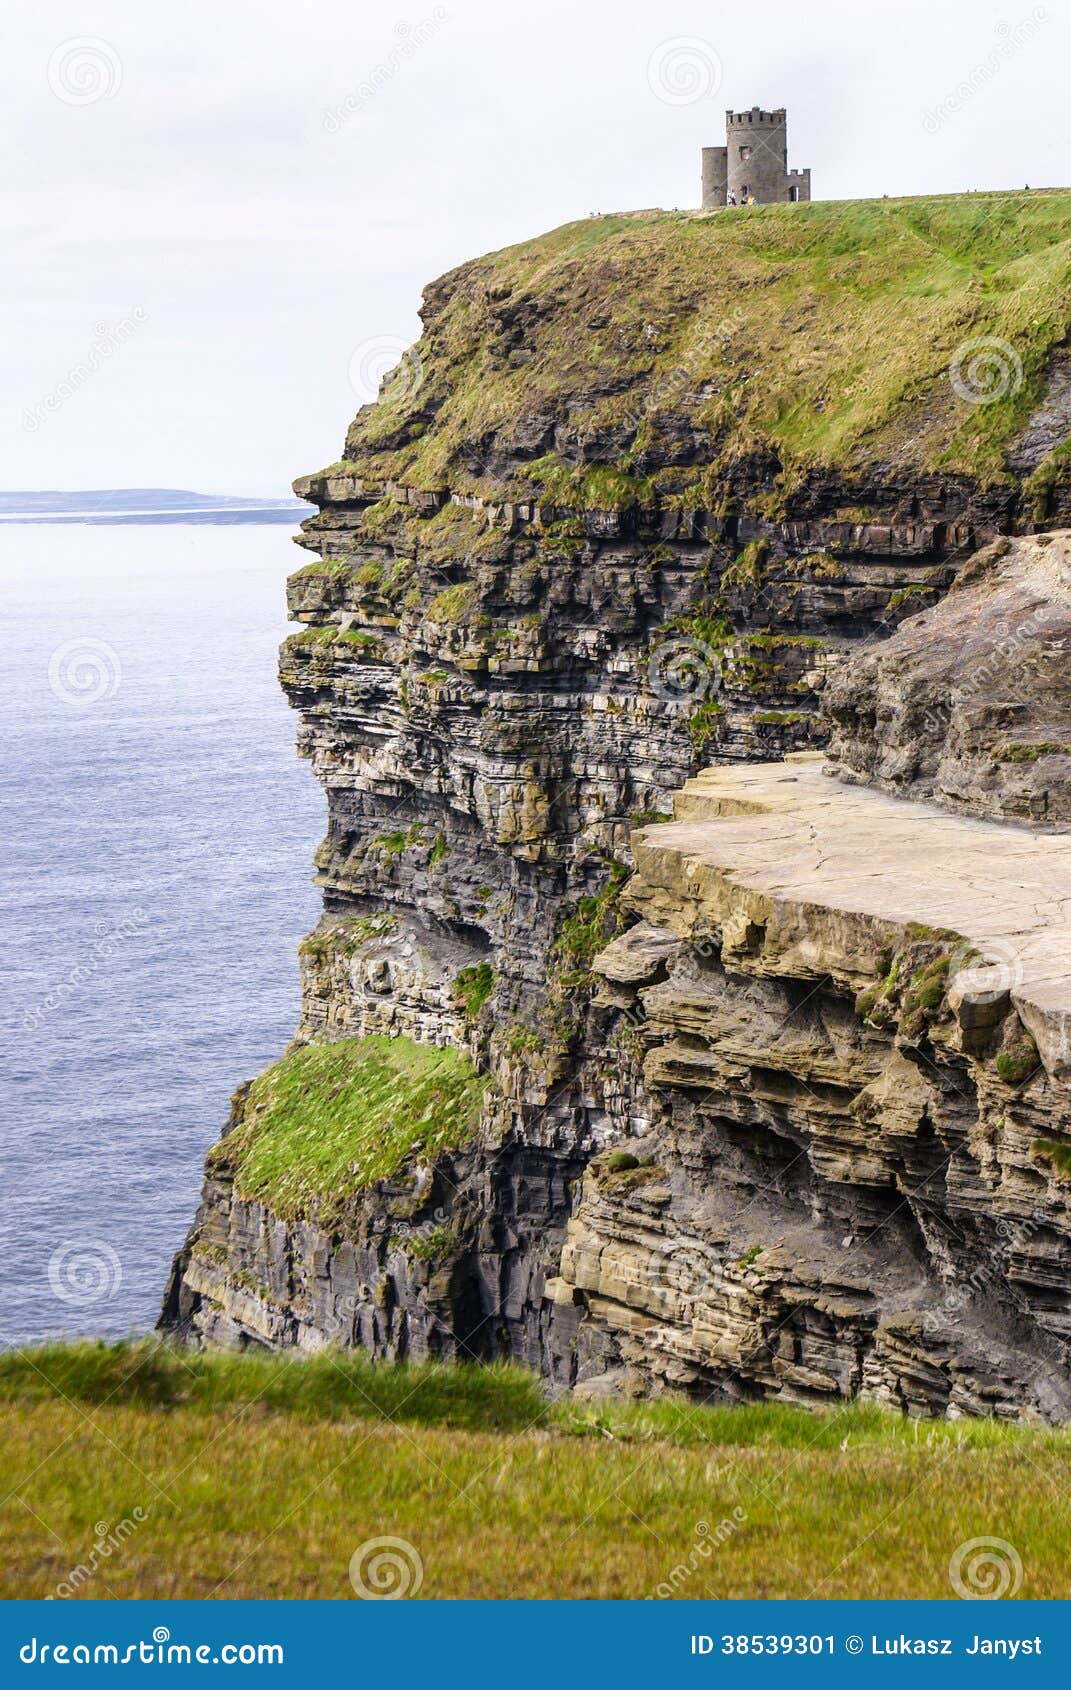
[0,524,323,1345]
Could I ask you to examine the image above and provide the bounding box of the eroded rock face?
[551,763,1071,1420]
[162,516,1071,1417]
[161,480,1028,1389]
[826,532,1071,824]
[161,211,1071,1418]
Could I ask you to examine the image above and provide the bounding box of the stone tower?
[701,106,811,208]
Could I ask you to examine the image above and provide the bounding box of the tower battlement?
[726,106,786,127]
[701,106,810,208]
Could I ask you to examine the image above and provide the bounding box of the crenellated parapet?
[702,104,810,207]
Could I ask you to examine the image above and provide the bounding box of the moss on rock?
[209,1036,487,1223]
[313,193,1071,498]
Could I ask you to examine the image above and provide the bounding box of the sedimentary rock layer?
[549,758,1071,1419]
[826,531,1071,824]
[162,199,1071,1417]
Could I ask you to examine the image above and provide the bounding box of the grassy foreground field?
[3,1342,1071,1600]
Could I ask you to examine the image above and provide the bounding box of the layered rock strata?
[162,202,1071,1417]
[553,758,1071,1419]
[826,531,1071,824]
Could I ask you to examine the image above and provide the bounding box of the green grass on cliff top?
[208,1034,486,1222]
[5,1341,1071,1598]
[334,191,1071,494]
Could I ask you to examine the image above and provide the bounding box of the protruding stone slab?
[593,920,680,985]
[631,758,1071,1078]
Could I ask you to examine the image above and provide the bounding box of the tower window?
[739,145,751,160]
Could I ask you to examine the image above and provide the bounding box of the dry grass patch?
[3,1344,1071,1599]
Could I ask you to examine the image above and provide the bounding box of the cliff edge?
[162,193,1071,1418]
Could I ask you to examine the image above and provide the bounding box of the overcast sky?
[5,0,1067,495]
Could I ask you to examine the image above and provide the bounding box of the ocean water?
[0,524,324,1346]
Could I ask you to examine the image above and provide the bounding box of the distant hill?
[0,489,309,525]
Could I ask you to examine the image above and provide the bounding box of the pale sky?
[5,0,1067,495]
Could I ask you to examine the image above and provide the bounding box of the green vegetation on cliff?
[551,858,631,985]
[453,960,495,1018]
[328,191,1071,498]
[1034,1137,1071,1180]
[208,1035,486,1222]
[5,1342,1071,1598]
[284,624,382,653]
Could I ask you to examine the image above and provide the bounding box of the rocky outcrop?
[552,758,1071,1419]
[162,201,1071,1417]
[826,531,1071,825]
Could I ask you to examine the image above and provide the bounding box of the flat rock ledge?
[538,753,1071,1419]
[631,753,1071,1081]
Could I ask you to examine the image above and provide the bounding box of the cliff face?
[562,758,1071,1420]
[163,196,1071,1417]
[826,531,1071,824]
